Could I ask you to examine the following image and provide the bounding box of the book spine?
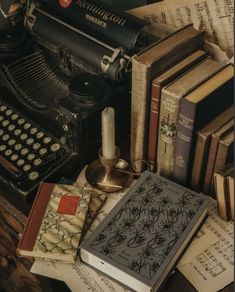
[130,58,150,173]
[202,135,220,194]
[227,176,234,220]
[190,133,210,191]
[173,99,196,185]
[209,139,233,194]
[157,90,181,178]
[147,80,161,171]
[17,183,54,253]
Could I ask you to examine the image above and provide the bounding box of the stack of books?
[214,163,234,221]
[130,23,234,189]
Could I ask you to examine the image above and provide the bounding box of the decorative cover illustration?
[18,183,91,262]
[80,171,209,290]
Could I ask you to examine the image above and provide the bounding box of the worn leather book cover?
[172,65,234,186]
[17,183,91,263]
[203,119,234,195]
[190,106,234,191]
[157,57,226,179]
[80,171,209,292]
[130,24,205,173]
[147,50,208,172]
[214,163,233,221]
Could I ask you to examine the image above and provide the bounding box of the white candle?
[102,107,115,159]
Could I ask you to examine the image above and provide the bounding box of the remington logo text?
[77,0,127,26]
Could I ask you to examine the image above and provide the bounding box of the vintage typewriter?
[0,0,156,212]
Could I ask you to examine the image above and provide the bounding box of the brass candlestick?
[85,147,133,193]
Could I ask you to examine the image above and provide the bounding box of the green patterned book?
[17,183,91,263]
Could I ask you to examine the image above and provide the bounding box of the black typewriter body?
[0,0,154,213]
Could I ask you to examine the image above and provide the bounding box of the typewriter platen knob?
[69,73,105,107]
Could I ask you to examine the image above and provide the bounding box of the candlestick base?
[85,147,133,193]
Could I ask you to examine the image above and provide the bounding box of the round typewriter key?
[27,153,36,161]
[2,120,10,127]
[39,148,47,155]
[28,171,39,181]
[50,143,61,152]
[43,137,51,144]
[14,143,22,151]
[8,124,16,132]
[0,145,7,151]
[0,105,7,112]
[11,114,18,120]
[23,164,31,172]
[14,129,22,136]
[36,131,44,139]
[30,127,38,135]
[10,154,19,161]
[24,123,31,130]
[0,116,4,122]
[33,158,42,166]
[5,109,13,116]
[20,133,28,140]
[17,118,25,125]
[8,139,16,146]
[20,148,29,155]
[0,129,3,136]
[26,138,34,146]
[32,143,41,150]
[17,159,25,167]
[2,134,10,141]
[5,149,12,156]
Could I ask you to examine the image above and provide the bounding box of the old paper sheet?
[177,199,234,292]
[128,0,234,60]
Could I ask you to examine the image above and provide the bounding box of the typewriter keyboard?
[0,97,76,199]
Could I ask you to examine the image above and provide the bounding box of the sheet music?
[128,0,234,60]
[177,198,234,292]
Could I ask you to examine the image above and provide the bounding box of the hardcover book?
[214,163,233,221]
[17,183,91,263]
[147,50,208,171]
[172,65,234,186]
[210,130,234,194]
[203,119,234,195]
[131,24,205,172]
[227,170,234,221]
[190,106,234,191]
[157,57,226,178]
[80,171,209,292]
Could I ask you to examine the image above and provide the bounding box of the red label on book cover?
[57,195,80,215]
[59,0,72,8]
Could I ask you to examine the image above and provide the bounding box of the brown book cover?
[214,163,233,221]
[172,65,234,186]
[157,58,226,178]
[190,106,234,191]
[203,119,234,195]
[210,130,234,194]
[147,50,208,171]
[227,170,234,221]
[17,183,91,262]
[130,24,205,172]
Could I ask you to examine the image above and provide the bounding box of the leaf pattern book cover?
[80,171,209,291]
[18,183,91,263]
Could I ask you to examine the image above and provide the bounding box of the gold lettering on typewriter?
[77,0,127,26]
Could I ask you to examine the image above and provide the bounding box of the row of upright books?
[130,23,234,197]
